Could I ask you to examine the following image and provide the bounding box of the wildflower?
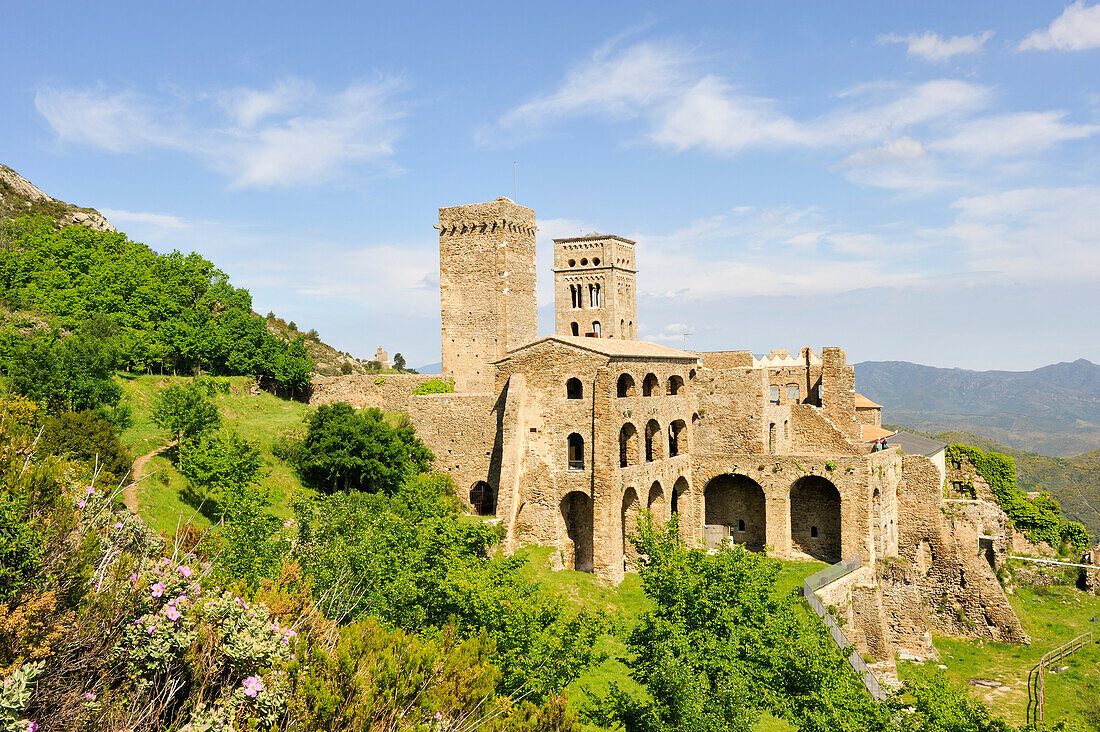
[283,628,298,644]
[242,676,263,698]
[82,691,96,701]
[77,500,86,509]
[114,521,123,530]
[86,485,95,495]
[28,722,38,731]
[134,618,142,625]
[177,565,192,578]
[129,573,138,583]
[151,583,165,598]
[435,712,443,721]
[147,624,156,635]
[271,621,280,633]
[161,557,171,565]
[165,606,181,622]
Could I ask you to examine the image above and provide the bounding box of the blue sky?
[4,2,1100,370]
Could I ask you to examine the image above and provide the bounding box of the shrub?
[177,430,264,507]
[413,378,454,395]
[151,381,220,443]
[38,411,132,481]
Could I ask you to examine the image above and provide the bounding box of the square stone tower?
[553,234,637,340]
[437,197,538,392]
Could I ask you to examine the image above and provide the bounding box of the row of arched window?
[568,283,602,308]
[619,419,686,466]
[616,373,685,397]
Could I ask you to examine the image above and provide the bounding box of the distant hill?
[913,428,1100,542]
[0,164,115,232]
[855,359,1100,457]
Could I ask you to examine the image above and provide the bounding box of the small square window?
[787,385,799,402]
[768,386,780,404]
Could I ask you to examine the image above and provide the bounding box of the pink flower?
[242,676,263,698]
[134,618,142,625]
[82,691,95,701]
[161,557,171,566]
[114,521,123,530]
[77,500,86,509]
[177,565,192,578]
[283,628,298,644]
[85,485,95,495]
[28,722,38,732]
[435,712,443,721]
[129,573,138,583]
[271,621,280,633]
[151,583,165,598]
[165,606,181,622]
[146,624,156,635]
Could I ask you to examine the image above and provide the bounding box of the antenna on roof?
[682,329,693,351]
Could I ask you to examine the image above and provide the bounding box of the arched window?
[667,375,684,395]
[570,285,580,309]
[570,322,579,336]
[566,378,583,399]
[738,519,746,532]
[619,423,638,467]
[645,419,662,462]
[620,318,625,337]
[592,321,601,338]
[470,481,496,516]
[811,525,819,538]
[768,386,780,404]
[567,433,584,470]
[642,373,659,396]
[617,373,635,397]
[768,422,776,453]
[668,419,686,457]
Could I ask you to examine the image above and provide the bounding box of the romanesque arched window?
[567,433,585,470]
[570,322,579,336]
[592,321,601,338]
[667,375,684,395]
[645,419,661,462]
[617,373,635,397]
[668,419,686,457]
[619,423,638,467]
[642,373,659,397]
[566,378,583,399]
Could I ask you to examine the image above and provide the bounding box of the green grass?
[900,561,1100,728]
[119,374,313,534]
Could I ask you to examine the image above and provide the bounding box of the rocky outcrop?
[0,164,115,232]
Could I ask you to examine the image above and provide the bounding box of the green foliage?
[0,215,313,391]
[413,378,455,395]
[0,662,43,732]
[151,380,220,443]
[894,666,1012,732]
[293,473,606,698]
[290,403,433,494]
[599,514,891,732]
[206,480,287,586]
[177,429,264,506]
[393,352,406,372]
[38,410,132,480]
[946,444,1089,551]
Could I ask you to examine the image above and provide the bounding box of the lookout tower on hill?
[552,233,637,340]
[436,197,538,392]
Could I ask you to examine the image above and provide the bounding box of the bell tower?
[552,234,637,340]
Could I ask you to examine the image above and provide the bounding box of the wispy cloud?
[929,111,1099,157]
[35,77,405,189]
[878,31,994,62]
[99,208,189,229]
[1019,1,1100,51]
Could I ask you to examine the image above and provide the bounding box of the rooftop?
[889,431,947,456]
[553,233,636,245]
[501,335,698,361]
[860,424,896,442]
[854,393,883,409]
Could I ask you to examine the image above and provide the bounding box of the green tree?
[177,430,264,505]
[894,666,1012,732]
[292,403,433,494]
[151,381,220,443]
[393,353,406,372]
[38,411,132,480]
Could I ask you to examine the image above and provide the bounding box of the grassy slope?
[118,374,314,533]
[898,561,1100,728]
[515,545,824,731]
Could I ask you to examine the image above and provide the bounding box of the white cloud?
[35,77,404,188]
[99,208,189,229]
[929,111,1099,157]
[878,31,994,62]
[839,137,926,168]
[1019,1,1100,51]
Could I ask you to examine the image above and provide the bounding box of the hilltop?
[0,164,115,232]
[856,359,1100,457]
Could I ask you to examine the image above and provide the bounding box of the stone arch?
[703,474,766,550]
[561,491,593,572]
[592,321,602,337]
[570,322,579,336]
[567,433,584,470]
[648,480,665,522]
[470,481,496,516]
[566,377,583,399]
[622,487,641,572]
[671,475,689,521]
[642,373,659,396]
[790,475,841,562]
[668,419,686,457]
[667,374,684,395]
[645,419,662,462]
[619,423,639,467]
[617,373,636,397]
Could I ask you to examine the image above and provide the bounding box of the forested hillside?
[856,359,1100,457]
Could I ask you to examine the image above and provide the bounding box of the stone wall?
[407,392,499,509]
[1084,544,1100,595]
[820,348,858,441]
[789,404,862,456]
[310,373,444,412]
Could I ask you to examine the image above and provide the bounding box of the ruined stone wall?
[438,198,538,392]
[407,392,499,507]
[1084,544,1100,595]
[788,404,862,456]
[855,407,881,427]
[310,373,444,412]
[767,363,822,405]
[894,454,1028,643]
[820,347,858,441]
[693,365,767,455]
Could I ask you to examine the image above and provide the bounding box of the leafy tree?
[292,403,433,494]
[178,430,264,505]
[306,328,319,341]
[38,411,132,480]
[288,321,297,331]
[151,381,220,443]
[270,336,313,397]
[207,480,286,586]
[894,666,1012,732]
[393,353,406,372]
[605,514,891,732]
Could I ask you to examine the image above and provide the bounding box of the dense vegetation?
[947,443,1090,552]
[0,215,313,395]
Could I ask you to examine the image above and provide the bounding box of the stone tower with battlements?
[553,234,637,340]
[436,197,538,392]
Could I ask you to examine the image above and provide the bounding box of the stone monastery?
[313,196,1030,661]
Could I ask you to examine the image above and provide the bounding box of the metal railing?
[1027,632,1093,726]
[802,556,888,701]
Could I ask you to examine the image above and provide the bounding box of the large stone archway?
[790,475,841,562]
[703,474,766,550]
[561,491,593,572]
[622,487,641,572]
